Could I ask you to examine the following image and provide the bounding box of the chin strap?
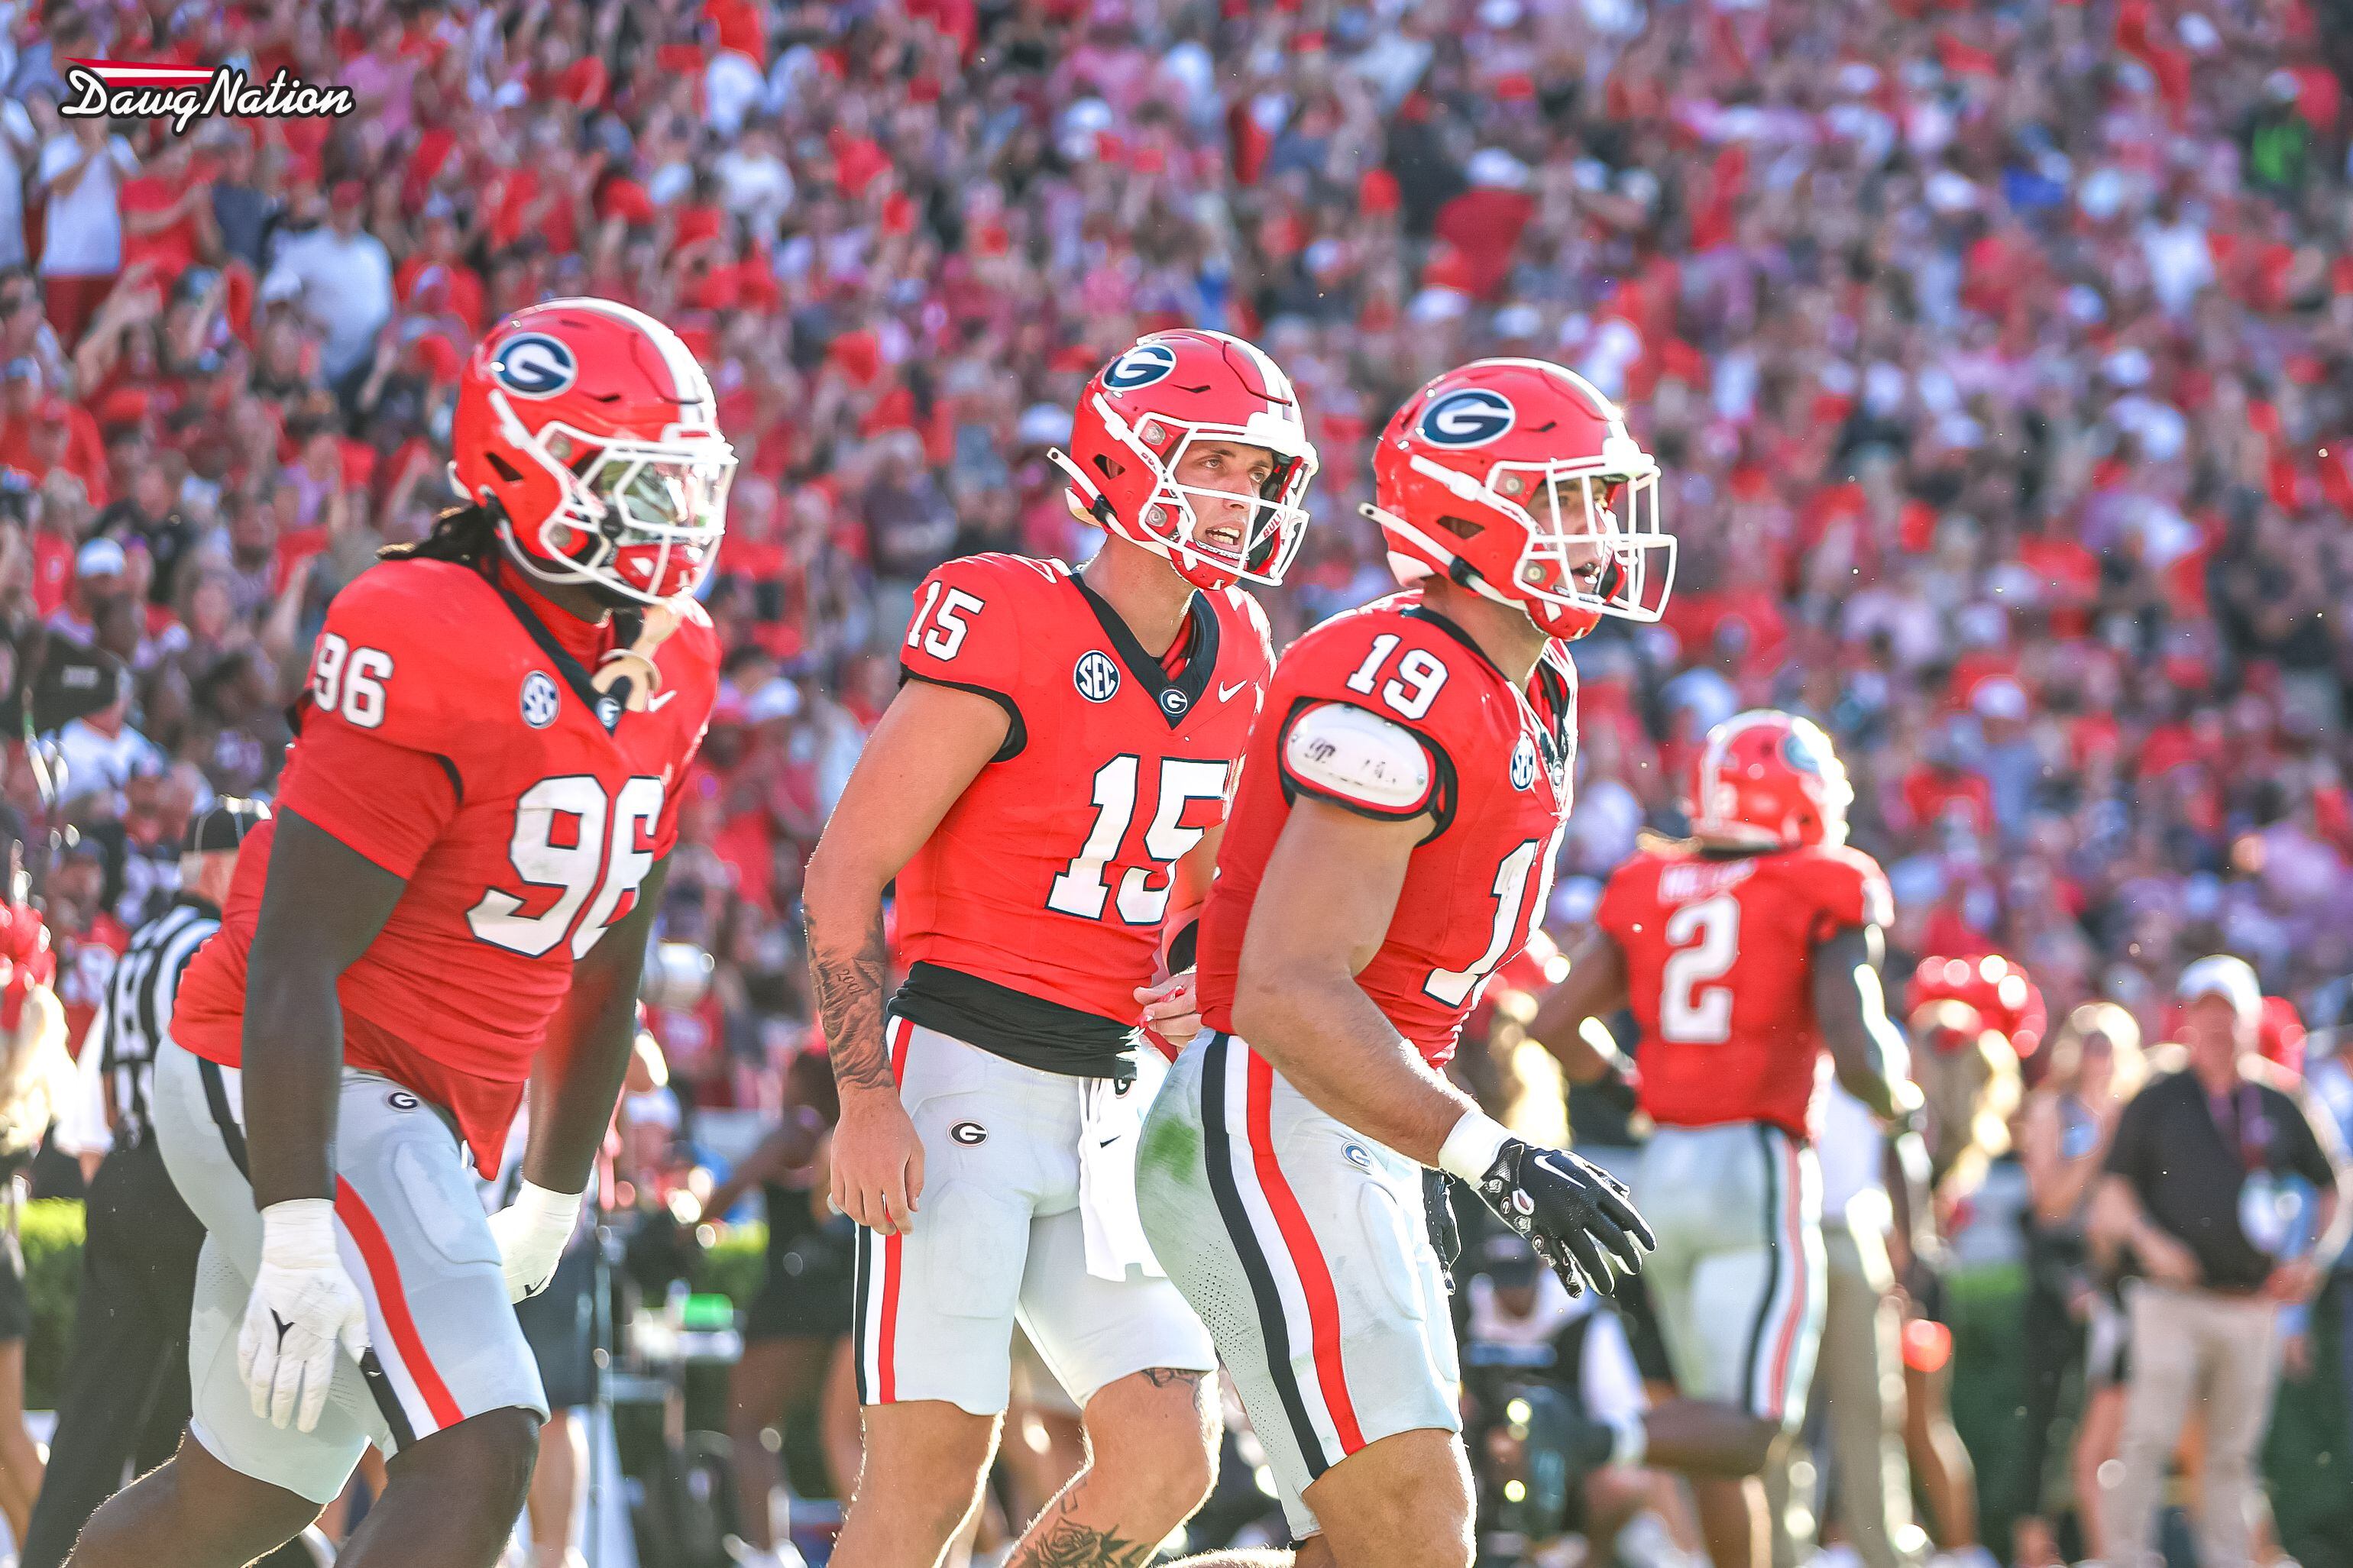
[591,599,683,713]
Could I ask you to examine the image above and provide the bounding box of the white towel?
[1078,1052,1170,1282]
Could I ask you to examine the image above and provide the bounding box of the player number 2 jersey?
[890,553,1274,1078]
[1197,591,1578,1064]
[1597,842,1894,1139]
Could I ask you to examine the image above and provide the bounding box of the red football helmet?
[0,901,53,1033]
[453,298,736,604]
[1364,358,1674,639]
[1907,952,2048,1060]
[1050,329,1319,590]
[1688,710,1853,850]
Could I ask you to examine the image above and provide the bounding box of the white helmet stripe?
[1471,356,1624,424]
[1697,711,1778,831]
[539,296,711,403]
[1198,328,1299,425]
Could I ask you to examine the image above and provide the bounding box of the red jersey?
[1198,592,1577,1065]
[173,558,719,1166]
[1597,842,1893,1139]
[890,553,1273,1075]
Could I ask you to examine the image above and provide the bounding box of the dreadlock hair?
[378,499,503,566]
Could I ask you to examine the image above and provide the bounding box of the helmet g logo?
[490,333,578,399]
[1780,729,1828,776]
[1419,387,1516,447]
[1103,341,1179,393]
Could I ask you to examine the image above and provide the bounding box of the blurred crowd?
[0,0,2345,1560]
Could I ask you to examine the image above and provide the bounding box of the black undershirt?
[891,962,1139,1084]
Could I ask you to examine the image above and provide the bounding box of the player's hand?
[239,1198,369,1433]
[1134,968,1202,1049]
[831,1091,924,1237]
[1469,1138,1654,1298]
[487,1181,583,1302]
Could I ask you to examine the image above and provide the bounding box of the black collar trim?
[483,567,630,735]
[1402,603,1501,678]
[1403,603,1573,764]
[1070,571,1220,728]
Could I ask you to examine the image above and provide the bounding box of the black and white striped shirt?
[101,896,219,1143]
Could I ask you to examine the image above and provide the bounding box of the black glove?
[1422,1168,1461,1294]
[1469,1138,1654,1298]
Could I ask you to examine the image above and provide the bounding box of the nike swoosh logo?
[1217,680,1251,703]
[1099,1136,1121,1148]
[649,690,678,712]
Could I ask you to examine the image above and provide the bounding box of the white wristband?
[513,1179,585,1237]
[258,1198,340,1269]
[1437,1110,1513,1183]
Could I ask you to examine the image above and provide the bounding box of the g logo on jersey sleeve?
[1075,651,1121,703]
[489,333,579,399]
[1419,387,1516,447]
[1103,341,1178,392]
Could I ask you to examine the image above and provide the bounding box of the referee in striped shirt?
[23,799,270,1568]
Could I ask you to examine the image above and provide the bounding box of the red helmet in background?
[1050,329,1319,590]
[453,298,737,604]
[1910,997,1988,1056]
[1908,952,2048,1060]
[0,902,53,1033]
[1688,710,1853,851]
[1364,358,1674,639]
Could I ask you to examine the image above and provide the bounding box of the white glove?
[239,1198,369,1433]
[487,1180,584,1302]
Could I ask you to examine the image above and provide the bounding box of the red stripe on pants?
[333,1177,464,1431]
[1244,1049,1365,1455]
[1766,1136,1808,1414]
[876,1017,916,1403]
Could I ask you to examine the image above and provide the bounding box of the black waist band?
[890,962,1138,1084]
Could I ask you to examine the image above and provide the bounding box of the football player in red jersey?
[1133,360,1678,1568]
[800,328,1316,1568]
[1532,710,1921,1568]
[69,300,731,1568]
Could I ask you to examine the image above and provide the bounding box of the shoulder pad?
[1786,845,1895,933]
[1283,603,1468,716]
[1280,699,1437,819]
[900,553,1051,695]
[303,561,485,750]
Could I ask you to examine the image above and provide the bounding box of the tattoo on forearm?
[1008,1503,1157,1568]
[811,910,893,1092]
